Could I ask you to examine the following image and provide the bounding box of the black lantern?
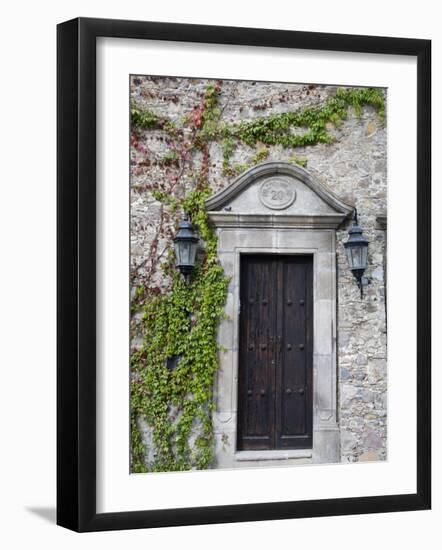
[344,211,369,298]
[173,213,199,279]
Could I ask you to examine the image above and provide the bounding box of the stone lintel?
[208,212,348,230]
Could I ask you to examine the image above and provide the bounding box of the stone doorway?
[206,161,353,467]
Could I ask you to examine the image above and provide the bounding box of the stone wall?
[130,76,387,464]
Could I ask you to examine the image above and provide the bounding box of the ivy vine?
[130,81,385,472]
[131,189,229,472]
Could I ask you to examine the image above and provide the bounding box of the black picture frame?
[57,17,431,532]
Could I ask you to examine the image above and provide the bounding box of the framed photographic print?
[57,17,431,531]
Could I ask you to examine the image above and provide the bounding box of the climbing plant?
[130,80,385,472]
[131,189,229,472]
[130,83,230,472]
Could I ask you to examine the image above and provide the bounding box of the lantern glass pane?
[189,242,197,266]
[353,246,363,269]
[174,242,179,263]
[180,242,191,265]
[345,246,353,269]
[360,245,368,270]
[346,244,368,270]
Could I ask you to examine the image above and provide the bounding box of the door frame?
[206,162,352,468]
[212,229,339,467]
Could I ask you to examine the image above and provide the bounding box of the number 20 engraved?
[259,178,296,209]
[271,190,284,201]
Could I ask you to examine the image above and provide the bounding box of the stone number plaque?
[259,177,296,210]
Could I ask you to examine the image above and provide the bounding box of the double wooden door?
[237,255,313,451]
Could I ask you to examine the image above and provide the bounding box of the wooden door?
[237,255,313,451]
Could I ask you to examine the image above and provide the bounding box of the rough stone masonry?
[130,76,387,465]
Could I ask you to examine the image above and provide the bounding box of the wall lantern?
[344,210,369,298]
[173,213,199,279]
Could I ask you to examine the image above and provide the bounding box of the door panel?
[237,256,275,449]
[276,257,313,449]
[237,255,313,451]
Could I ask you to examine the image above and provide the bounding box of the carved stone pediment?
[206,162,354,229]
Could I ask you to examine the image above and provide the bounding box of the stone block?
[222,292,235,320]
[368,358,386,381]
[355,353,368,366]
[340,384,358,407]
[358,450,381,462]
[359,388,375,403]
[217,252,236,277]
[365,121,377,137]
[316,269,335,301]
[316,252,334,271]
[340,367,351,380]
[375,391,388,411]
[372,265,384,282]
[341,429,357,453]
[362,428,383,450]
[338,331,351,347]
[314,354,335,417]
[219,229,275,250]
[213,411,236,431]
[213,431,236,469]
[218,230,239,252]
[217,318,234,350]
[314,300,334,354]
[215,350,234,412]
[275,229,332,250]
[312,428,340,463]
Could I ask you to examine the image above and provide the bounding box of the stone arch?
[206,161,354,219]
